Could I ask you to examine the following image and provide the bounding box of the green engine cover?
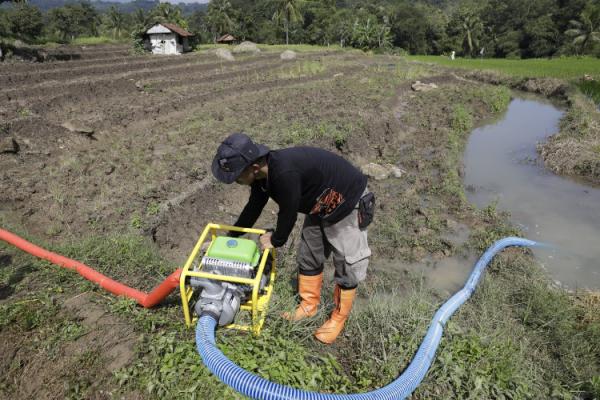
[206,236,260,266]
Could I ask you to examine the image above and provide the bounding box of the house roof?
[147,23,194,37]
[217,34,236,42]
[162,23,194,37]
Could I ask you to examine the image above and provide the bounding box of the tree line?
[1,0,599,58]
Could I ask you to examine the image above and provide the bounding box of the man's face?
[235,165,255,185]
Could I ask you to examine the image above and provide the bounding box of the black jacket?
[233,147,367,247]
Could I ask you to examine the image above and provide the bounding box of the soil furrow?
[0,54,210,86]
[1,52,194,75]
[1,52,272,86]
[0,50,334,86]
[0,53,284,92]
[0,64,364,245]
[50,50,131,60]
[10,63,362,144]
[0,54,153,75]
[50,44,130,53]
[106,64,366,135]
[3,52,297,103]
[0,49,361,247]
[2,62,294,123]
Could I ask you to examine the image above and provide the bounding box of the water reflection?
[464,97,600,290]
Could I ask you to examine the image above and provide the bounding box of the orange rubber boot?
[314,285,356,344]
[282,273,323,321]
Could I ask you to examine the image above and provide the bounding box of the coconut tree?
[206,0,235,42]
[132,8,153,33]
[333,9,353,47]
[272,0,304,45]
[565,3,600,55]
[104,6,127,39]
[152,3,188,29]
[458,10,483,57]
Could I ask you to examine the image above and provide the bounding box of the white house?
[146,23,193,55]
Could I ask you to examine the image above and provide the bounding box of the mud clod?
[61,121,95,137]
[411,80,439,92]
[0,137,19,154]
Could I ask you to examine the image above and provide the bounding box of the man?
[211,132,372,344]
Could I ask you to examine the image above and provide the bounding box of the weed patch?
[0,293,59,330]
[539,92,600,184]
[71,36,128,45]
[576,79,600,105]
[277,60,325,79]
[467,204,520,253]
[115,333,225,398]
[278,120,357,148]
[428,329,536,399]
[451,104,474,134]
[477,86,512,113]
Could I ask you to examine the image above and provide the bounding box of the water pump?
[179,223,276,335]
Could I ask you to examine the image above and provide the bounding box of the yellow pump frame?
[180,223,276,335]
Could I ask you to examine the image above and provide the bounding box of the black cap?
[211,133,270,183]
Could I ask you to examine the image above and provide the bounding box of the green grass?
[277,60,326,79]
[539,91,600,183]
[406,55,600,80]
[577,79,600,104]
[194,43,344,53]
[71,36,129,45]
[258,43,345,53]
[278,120,353,147]
[2,206,599,400]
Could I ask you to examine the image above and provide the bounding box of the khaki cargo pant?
[297,194,371,288]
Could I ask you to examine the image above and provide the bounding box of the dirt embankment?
[538,92,600,184]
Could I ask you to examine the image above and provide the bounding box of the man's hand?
[259,232,274,251]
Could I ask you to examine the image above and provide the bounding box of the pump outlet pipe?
[0,228,181,308]
[195,236,539,400]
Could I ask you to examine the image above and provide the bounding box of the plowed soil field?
[1,45,378,262]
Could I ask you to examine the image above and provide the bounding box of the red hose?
[0,228,181,308]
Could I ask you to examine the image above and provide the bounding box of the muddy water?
[464,97,600,290]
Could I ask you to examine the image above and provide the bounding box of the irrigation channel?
[464,96,600,290]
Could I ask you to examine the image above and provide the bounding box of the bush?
[9,3,43,41]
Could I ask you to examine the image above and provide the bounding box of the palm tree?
[272,0,303,45]
[206,0,234,42]
[460,12,483,57]
[333,9,352,47]
[105,6,127,39]
[153,3,188,29]
[565,4,600,55]
[132,8,153,32]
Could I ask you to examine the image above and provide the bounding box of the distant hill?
[25,0,207,14]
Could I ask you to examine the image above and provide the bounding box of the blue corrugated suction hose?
[196,237,539,400]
